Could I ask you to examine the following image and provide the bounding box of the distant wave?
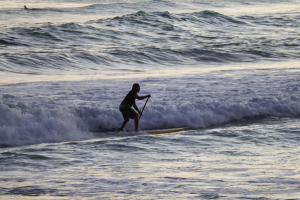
[23,7,66,13]
[0,38,22,46]
[81,0,179,11]
[1,10,300,75]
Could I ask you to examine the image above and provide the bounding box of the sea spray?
[0,103,95,147]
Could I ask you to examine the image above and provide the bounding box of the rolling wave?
[1,10,300,74]
[1,95,300,147]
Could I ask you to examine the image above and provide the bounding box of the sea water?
[1,0,300,199]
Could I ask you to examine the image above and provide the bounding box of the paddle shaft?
[139,96,150,120]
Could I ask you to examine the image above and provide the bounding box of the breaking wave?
[1,95,300,147]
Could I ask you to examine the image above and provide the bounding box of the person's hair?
[132,83,140,90]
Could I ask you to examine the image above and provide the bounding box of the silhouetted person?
[119,83,150,132]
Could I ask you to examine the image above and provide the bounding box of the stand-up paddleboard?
[89,127,190,135]
[148,127,190,134]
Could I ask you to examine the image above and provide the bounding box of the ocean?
[1,0,300,199]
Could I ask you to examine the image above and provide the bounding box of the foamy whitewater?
[1,0,300,199]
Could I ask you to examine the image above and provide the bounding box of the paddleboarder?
[119,83,150,132]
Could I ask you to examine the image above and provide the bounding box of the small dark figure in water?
[119,83,151,132]
[24,5,28,9]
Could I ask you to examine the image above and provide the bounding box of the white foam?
[1,65,300,146]
[0,104,95,147]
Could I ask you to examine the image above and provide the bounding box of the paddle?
[139,96,150,120]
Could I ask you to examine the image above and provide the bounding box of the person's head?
[132,83,140,92]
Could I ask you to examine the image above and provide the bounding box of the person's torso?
[121,90,136,107]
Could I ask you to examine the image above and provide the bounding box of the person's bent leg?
[120,119,129,131]
[134,114,139,132]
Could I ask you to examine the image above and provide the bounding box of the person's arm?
[133,102,142,115]
[134,93,151,100]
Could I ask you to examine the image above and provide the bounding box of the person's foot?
[135,129,139,133]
